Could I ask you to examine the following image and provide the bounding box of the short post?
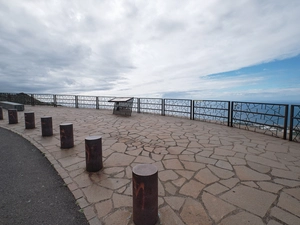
[0,106,3,120]
[60,123,74,149]
[132,164,158,225]
[41,117,53,136]
[8,109,18,124]
[85,136,103,172]
[24,112,35,129]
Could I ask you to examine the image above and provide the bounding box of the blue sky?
[0,0,300,103]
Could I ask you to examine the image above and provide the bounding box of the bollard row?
[3,110,159,223]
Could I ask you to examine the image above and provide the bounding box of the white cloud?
[0,0,300,101]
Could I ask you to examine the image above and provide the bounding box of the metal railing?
[0,92,298,142]
[231,102,289,139]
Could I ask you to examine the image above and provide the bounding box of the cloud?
[0,0,299,102]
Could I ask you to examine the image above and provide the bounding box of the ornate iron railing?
[164,99,192,119]
[193,100,230,126]
[136,98,162,115]
[231,102,289,139]
[289,105,300,142]
[1,92,298,142]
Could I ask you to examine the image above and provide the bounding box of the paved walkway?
[1,105,300,225]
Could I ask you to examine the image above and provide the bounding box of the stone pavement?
[1,105,300,225]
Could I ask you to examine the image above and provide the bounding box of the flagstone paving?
[1,105,300,225]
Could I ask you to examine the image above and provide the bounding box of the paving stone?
[104,153,135,167]
[159,205,185,225]
[103,209,131,225]
[179,154,195,161]
[83,184,113,203]
[247,161,271,173]
[196,155,218,165]
[159,170,179,181]
[214,148,235,156]
[134,155,155,164]
[194,168,219,184]
[180,198,212,225]
[207,165,235,179]
[241,181,259,188]
[227,157,247,165]
[271,168,300,180]
[219,211,264,225]
[175,170,195,180]
[110,143,127,153]
[167,146,185,154]
[234,165,271,181]
[267,220,282,225]
[179,180,205,198]
[164,196,185,211]
[256,181,283,193]
[112,193,132,208]
[277,192,300,217]
[220,185,277,217]
[274,178,300,187]
[271,206,300,225]
[99,178,130,190]
[181,161,206,171]
[164,182,177,195]
[202,192,236,222]
[204,183,229,195]
[245,154,287,169]
[219,178,240,188]
[58,156,85,168]
[283,187,300,200]
[172,177,186,187]
[266,143,288,153]
[163,158,184,170]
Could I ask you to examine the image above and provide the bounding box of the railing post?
[162,99,165,116]
[289,105,294,141]
[137,98,141,113]
[96,97,99,109]
[75,96,79,108]
[190,100,193,120]
[230,101,234,127]
[227,101,231,127]
[53,95,57,107]
[283,104,289,140]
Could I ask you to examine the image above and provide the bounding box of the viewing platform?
[1,105,299,225]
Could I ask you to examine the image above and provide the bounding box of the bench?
[0,101,24,111]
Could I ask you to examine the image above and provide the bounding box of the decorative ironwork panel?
[98,96,115,110]
[33,94,55,105]
[290,105,300,142]
[164,99,191,119]
[139,98,162,115]
[56,95,76,107]
[78,96,97,109]
[231,102,288,139]
[193,100,230,125]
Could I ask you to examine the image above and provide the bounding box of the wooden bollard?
[8,109,18,124]
[24,112,35,129]
[60,123,74,149]
[85,136,103,172]
[132,164,158,225]
[0,106,3,120]
[41,117,53,136]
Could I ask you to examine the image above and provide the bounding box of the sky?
[0,0,300,103]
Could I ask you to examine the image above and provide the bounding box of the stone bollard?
[132,164,158,225]
[0,106,3,120]
[85,136,103,172]
[41,117,53,136]
[60,123,74,149]
[8,109,18,124]
[24,112,35,129]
